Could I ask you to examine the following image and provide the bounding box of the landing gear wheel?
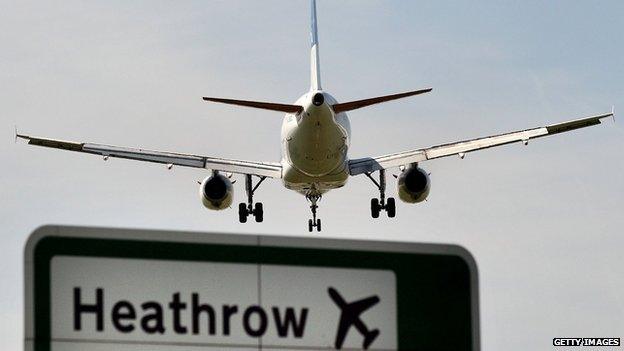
[386,197,396,218]
[254,202,264,223]
[371,198,381,218]
[306,194,322,232]
[238,202,248,223]
[307,218,321,232]
[239,174,267,225]
[366,169,398,219]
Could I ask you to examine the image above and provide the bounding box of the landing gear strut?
[239,174,266,223]
[365,169,396,218]
[307,194,322,232]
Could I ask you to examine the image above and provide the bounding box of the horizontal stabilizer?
[332,88,432,113]
[203,97,303,114]
[333,88,432,113]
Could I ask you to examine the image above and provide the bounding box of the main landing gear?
[307,194,322,232]
[365,169,396,218]
[239,174,266,223]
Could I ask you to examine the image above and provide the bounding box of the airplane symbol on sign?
[328,287,380,350]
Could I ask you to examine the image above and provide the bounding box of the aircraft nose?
[312,92,325,106]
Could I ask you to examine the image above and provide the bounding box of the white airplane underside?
[17,0,613,232]
[282,92,350,195]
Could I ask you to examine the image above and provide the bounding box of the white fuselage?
[281,91,351,197]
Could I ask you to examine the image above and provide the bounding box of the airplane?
[328,287,380,350]
[16,0,613,232]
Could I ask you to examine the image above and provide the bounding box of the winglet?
[612,105,616,123]
[14,126,27,143]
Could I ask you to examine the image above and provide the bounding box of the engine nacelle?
[397,164,430,203]
[199,173,234,210]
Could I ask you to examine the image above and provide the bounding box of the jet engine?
[199,173,233,210]
[397,164,430,203]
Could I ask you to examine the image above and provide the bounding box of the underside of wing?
[349,111,613,175]
[16,134,282,178]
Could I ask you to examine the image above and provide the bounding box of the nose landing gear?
[365,169,396,218]
[238,174,266,223]
[307,194,322,232]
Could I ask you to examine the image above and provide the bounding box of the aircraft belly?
[285,117,348,177]
[282,161,349,195]
[280,94,351,196]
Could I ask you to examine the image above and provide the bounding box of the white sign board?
[25,225,479,350]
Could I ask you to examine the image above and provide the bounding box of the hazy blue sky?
[1,1,623,350]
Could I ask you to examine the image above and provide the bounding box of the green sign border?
[27,226,477,350]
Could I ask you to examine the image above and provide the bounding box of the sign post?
[25,225,479,350]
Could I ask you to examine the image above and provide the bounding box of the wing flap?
[349,150,427,175]
[203,158,282,178]
[83,143,206,168]
[349,111,612,175]
[424,128,547,160]
[18,134,282,178]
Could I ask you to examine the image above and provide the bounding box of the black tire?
[254,202,264,223]
[308,219,313,232]
[386,197,396,218]
[371,198,380,218]
[238,203,248,223]
[316,219,322,232]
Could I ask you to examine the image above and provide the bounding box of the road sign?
[25,225,479,350]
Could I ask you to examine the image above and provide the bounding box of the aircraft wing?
[348,295,381,315]
[16,134,282,178]
[349,111,613,175]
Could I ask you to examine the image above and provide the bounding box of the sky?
[1,0,623,349]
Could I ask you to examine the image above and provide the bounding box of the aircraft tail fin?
[202,96,303,114]
[363,329,380,349]
[332,88,433,113]
[310,0,322,91]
